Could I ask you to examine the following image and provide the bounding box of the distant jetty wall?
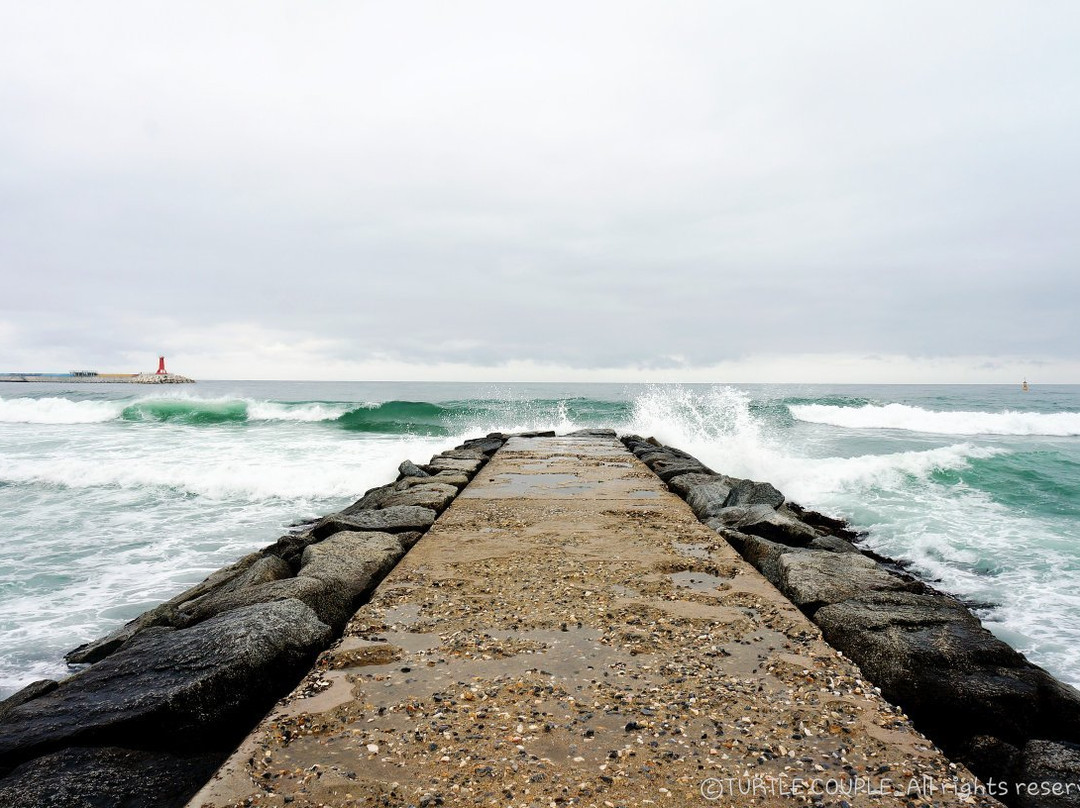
[0,372,194,384]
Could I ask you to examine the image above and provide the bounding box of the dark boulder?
[684,480,735,520]
[665,472,721,498]
[311,506,436,539]
[0,745,223,808]
[0,599,332,769]
[378,483,458,513]
[461,437,505,456]
[564,429,617,438]
[649,458,713,482]
[723,478,785,508]
[0,681,58,722]
[63,553,265,665]
[813,592,1080,744]
[1016,740,1080,808]
[397,460,430,479]
[776,550,915,613]
[341,483,396,515]
[717,530,802,584]
[708,505,820,547]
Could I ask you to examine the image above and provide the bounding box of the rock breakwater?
[0,435,507,808]
[624,434,1080,806]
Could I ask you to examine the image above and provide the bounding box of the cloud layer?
[2,2,1078,380]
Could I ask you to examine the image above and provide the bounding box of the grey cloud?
[2,1,1079,376]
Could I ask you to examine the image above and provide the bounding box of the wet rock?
[684,479,735,520]
[649,458,713,482]
[716,530,802,583]
[174,576,359,632]
[300,531,404,610]
[1016,740,1080,808]
[786,502,864,540]
[378,483,458,512]
[64,553,265,665]
[461,437,505,456]
[341,483,397,515]
[0,745,222,808]
[397,460,430,479]
[311,506,436,539]
[513,430,556,438]
[0,681,58,722]
[808,535,861,553]
[710,504,820,547]
[0,600,332,769]
[665,472,721,498]
[813,591,1079,743]
[425,456,483,474]
[395,472,469,490]
[723,478,785,508]
[564,429,617,438]
[777,551,914,612]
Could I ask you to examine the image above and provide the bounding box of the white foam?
[246,401,353,422]
[791,402,1080,436]
[0,396,123,424]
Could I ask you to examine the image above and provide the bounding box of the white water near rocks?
[1,380,1078,695]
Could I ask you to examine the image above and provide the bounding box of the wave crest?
[790,403,1080,436]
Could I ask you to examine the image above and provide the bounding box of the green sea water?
[1,380,1078,696]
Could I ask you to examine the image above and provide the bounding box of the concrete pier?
[189,436,1000,808]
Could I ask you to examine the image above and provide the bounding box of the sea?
[1,381,1078,698]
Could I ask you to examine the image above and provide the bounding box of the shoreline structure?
[0,431,1076,806]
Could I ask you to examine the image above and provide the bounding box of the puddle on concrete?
[487,472,592,496]
[672,542,710,559]
[668,570,730,593]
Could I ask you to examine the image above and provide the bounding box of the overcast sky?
[1,1,1078,382]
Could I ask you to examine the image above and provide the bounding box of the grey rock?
[397,460,430,479]
[684,480,736,520]
[0,681,58,722]
[649,458,713,482]
[0,745,223,808]
[813,591,1078,742]
[777,550,914,611]
[395,471,469,490]
[563,429,617,438]
[461,437,505,456]
[435,449,486,461]
[0,599,332,769]
[712,504,821,547]
[513,430,556,438]
[175,576,350,630]
[665,472,722,498]
[1017,740,1080,808]
[341,484,396,515]
[715,529,802,584]
[64,552,265,664]
[311,506,436,539]
[300,531,404,612]
[723,478,785,508]
[425,456,483,474]
[378,483,458,512]
[808,535,861,553]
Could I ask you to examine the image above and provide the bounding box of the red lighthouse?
[156,356,167,375]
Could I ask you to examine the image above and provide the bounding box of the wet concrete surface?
[188,437,1001,808]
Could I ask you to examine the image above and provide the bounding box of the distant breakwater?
[0,372,194,384]
[623,434,1080,805]
[0,431,519,808]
